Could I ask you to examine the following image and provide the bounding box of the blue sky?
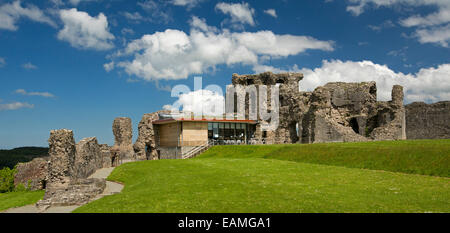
[0,0,449,148]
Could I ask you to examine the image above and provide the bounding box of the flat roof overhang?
[152,118,258,125]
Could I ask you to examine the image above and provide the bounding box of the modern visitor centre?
[153,113,258,159]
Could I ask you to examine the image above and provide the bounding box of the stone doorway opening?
[349,118,359,134]
[145,144,152,160]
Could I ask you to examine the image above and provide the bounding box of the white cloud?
[110,17,333,81]
[69,0,97,5]
[138,0,172,24]
[164,89,225,116]
[0,101,34,111]
[0,0,56,31]
[264,9,277,18]
[57,8,115,50]
[103,61,114,72]
[216,2,255,27]
[415,24,450,47]
[0,57,5,67]
[121,28,134,35]
[345,0,450,16]
[344,0,450,47]
[170,0,204,8]
[400,7,450,27]
[122,12,148,22]
[22,62,37,70]
[15,89,55,98]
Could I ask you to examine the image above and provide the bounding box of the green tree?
[0,167,16,193]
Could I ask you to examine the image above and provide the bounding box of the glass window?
[242,124,247,130]
[225,123,230,129]
[219,123,224,129]
[208,123,212,130]
[213,123,219,129]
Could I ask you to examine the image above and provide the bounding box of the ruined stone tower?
[232,72,406,144]
[112,117,134,159]
[231,72,306,144]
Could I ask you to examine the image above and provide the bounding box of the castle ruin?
[13,71,449,208]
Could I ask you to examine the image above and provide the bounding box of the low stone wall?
[14,157,49,190]
[37,178,106,207]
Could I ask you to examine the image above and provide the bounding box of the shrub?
[0,167,16,193]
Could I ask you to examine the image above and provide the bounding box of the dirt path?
[2,167,123,213]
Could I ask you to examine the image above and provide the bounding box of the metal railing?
[208,138,275,145]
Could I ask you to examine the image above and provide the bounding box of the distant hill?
[0,147,49,169]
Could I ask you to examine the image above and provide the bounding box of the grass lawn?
[0,191,44,211]
[74,140,450,213]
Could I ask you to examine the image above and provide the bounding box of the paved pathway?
[2,167,123,213]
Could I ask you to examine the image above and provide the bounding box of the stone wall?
[37,129,108,208]
[231,72,407,144]
[231,72,305,144]
[74,137,103,179]
[134,110,169,160]
[14,157,49,190]
[99,144,112,168]
[405,101,450,139]
[47,129,76,185]
[112,117,134,159]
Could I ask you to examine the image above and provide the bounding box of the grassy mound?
[199,140,450,177]
[0,191,44,211]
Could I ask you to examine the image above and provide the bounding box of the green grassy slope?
[74,158,450,213]
[0,191,45,211]
[199,140,450,177]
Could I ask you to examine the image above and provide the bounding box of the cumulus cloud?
[57,8,115,50]
[22,62,37,70]
[15,89,55,98]
[109,16,333,81]
[0,101,34,111]
[257,60,450,103]
[163,89,225,116]
[264,9,277,18]
[216,2,255,27]
[0,0,56,31]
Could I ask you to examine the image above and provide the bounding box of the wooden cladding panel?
[181,122,208,146]
[159,122,181,147]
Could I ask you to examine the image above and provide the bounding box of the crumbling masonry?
[231,72,406,144]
